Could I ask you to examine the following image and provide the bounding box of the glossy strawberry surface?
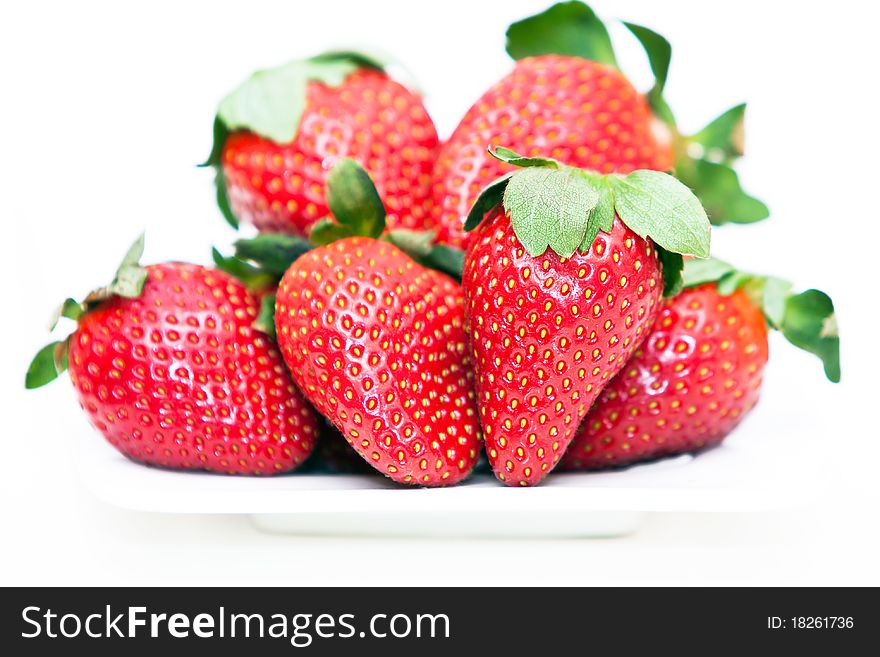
[222,69,439,235]
[275,237,481,485]
[563,284,769,469]
[464,208,663,485]
[67,264,318,474]
[433,55,673,248]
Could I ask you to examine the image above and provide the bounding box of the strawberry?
[26,237,318,475]
[204,52,439,236]
[562,258,840,469]
[462,147,711,485]
[433,55,671,248]
[433,1,766,248]
[273,159,480,485]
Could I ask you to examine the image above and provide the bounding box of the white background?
[1,0,878,585]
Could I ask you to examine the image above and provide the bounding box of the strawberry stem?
[26,234,148,390]
[466,146,710,294]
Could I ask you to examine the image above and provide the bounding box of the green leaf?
[624,22,674,125]
[325,158,386,238]
[690,103,746,162]
[465,146,563,234]
[81,234,148,306]
[646,87,677,128]
[111,263,148,299]
[756,276,793,329]
[503,167,599,257]
[310,218,355,246]
[253,293,277,340]
[387,230,466,281]
[25,341,69,389]
[50,298,85,330]
[308,50,388,72]
[656,246,684,297]
[609,170,711,257]
[489,146,559,169]
[201,115,229,168]
[311,49,423,94]
[624,22,671,92]
[213,166,238,229]
[28,237,152,391]
[217,57,363,145]
[622,20,676,126]
[716,270,752,296]
[684,259,840,383]
[118,233,145,269]
[234,233,313,276]
[211,248,276,291]
[677,159,768,226]
[682,257,736,289]
[579,176,615,252]
[505,1,617,68]
[386,229,436,257]
[108,233,148,299]
[421,245,466,281]
[781,289,840,383]
[464,172,514,232]
[475,157,710,259]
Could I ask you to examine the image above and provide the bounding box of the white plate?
[76,386,826,537]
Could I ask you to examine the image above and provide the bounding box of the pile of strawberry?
[27,2,839,487]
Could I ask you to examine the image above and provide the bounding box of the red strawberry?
[268,158,480,486]
[434,1,768,247]
[462,148,711,485]
[562,259,840,469]
[434,56,671,248]
[26,237,318,475]
[275,237,480,485]
[205,52,439,236]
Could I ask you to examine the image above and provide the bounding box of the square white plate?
[76,382,826,538]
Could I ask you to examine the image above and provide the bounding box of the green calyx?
[208,124,238,229]
[466,147,710,295]
[620,21,673,127]
[253,293,278,340]
[213,233,315,290]
[682,258,840,383]
[26,235,149,390]
[211,247,278,292]
[232,233,315,277]
[310,158,387,245]
[505,1,617,67]
[206,51,385,155]
[201,51,388,230]
[211,233,314,337]
[25,341,70,390]
[386,230,466,282]
[504,1,768,226]
[310,158,467,279]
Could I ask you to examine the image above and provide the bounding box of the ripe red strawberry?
[262,157,480,486]
[205,52,439,236]
[562,259,839,469]
[433,56,672,248]
[26,237,318,475]
[434,1,767,247]
[462,148,711,485]
[275,237,480,485]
